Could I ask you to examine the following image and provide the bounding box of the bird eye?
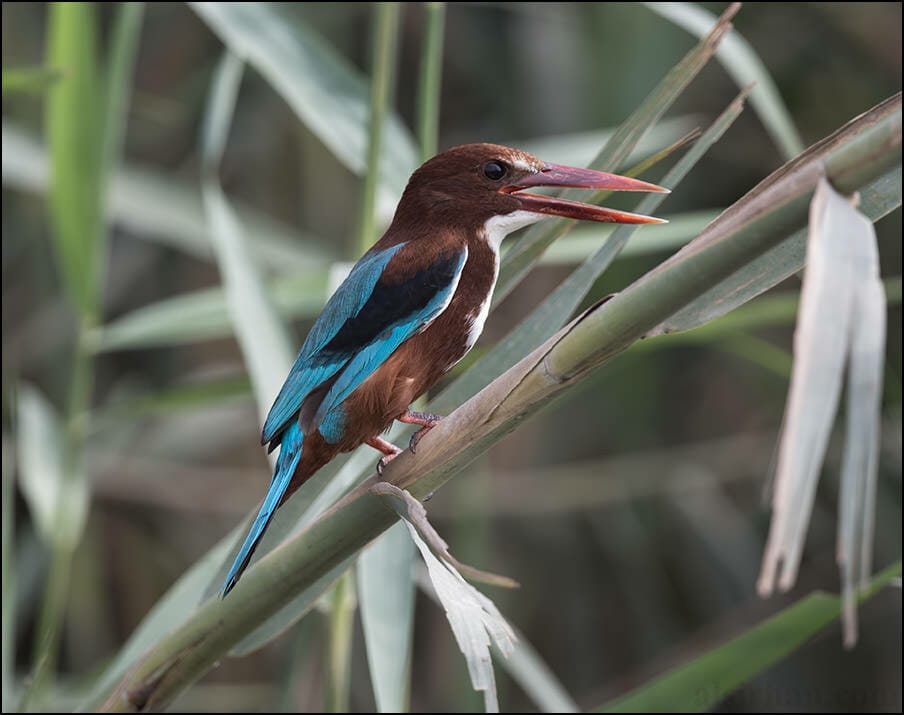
[483,161,507,181]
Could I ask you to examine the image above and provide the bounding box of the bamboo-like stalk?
[356,2,401,255]
[415,2,445,162]
[98,94,900,714]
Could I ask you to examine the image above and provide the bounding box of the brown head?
[388,143,667,243]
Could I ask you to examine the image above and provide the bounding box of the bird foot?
[399,410,443,454]
[366,436,402,478]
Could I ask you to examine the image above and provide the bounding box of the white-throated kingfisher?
[222,143,667,595]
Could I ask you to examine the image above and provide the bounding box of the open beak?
[503,163,669,224]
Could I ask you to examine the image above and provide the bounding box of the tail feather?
[222,424,304,597]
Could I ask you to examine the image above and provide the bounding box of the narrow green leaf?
[204,182,295,422]
[358,522,415,713]
[79,421,359,703]
[15,385,88,551]
[2,66,62,94]
[200,52,294,423]
[200,50,244,171]
[2,122,332,271]
[495,3,737,304]
[45,1,103,316]
[435,92,746,413]
[189,1,418,221]
[598,562,902,713]
[16,386,63,548]
[643,2,804,160]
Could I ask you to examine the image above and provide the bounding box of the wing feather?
[262,245,405,444]
[261,243,467,446]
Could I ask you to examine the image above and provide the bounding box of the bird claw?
[376,451,399,477]
[404,412,443,454]
[408,430,423,453]
[409,426,434,454]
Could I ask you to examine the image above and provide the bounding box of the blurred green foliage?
[2,2,901,713]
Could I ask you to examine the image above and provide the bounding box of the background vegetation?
[2,2,901,712]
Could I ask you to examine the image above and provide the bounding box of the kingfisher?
[222,143,667,595]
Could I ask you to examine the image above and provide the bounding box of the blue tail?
[222,423,304,596]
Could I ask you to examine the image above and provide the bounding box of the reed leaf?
[494,3,739,304]
[643,1,804,159]
[189,1,417,221]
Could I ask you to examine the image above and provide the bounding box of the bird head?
[391,143,667,243]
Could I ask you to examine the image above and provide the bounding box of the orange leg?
[398,410,443,453]
[366,436,402,476]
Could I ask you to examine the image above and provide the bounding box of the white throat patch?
[481,210,544,252]
[462,210,543,353]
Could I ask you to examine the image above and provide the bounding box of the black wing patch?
[321,250,464,355]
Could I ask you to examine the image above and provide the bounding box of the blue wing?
[261,244,404,445]
[261,243,468,447]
